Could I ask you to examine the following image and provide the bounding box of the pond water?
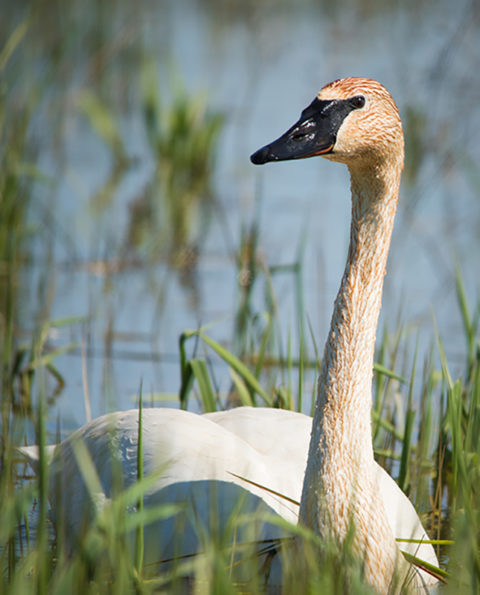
[5,0,480,436]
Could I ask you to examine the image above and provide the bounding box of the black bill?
[250,96,361,165]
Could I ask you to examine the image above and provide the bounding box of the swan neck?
[321,160,400,450]
[299,160,402,592]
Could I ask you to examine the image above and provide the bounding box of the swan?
[19,77,439,592]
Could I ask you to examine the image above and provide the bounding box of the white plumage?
[19,407,437,586]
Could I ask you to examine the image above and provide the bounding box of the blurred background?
[2,0,480,436]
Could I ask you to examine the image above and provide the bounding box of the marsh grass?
[3,207,479,585]
[125,58,224,269]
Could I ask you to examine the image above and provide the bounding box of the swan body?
[205,407,435,552]
[19,78,440,592]
[20,407,437,588]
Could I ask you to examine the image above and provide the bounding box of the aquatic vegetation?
[126,59,224,269]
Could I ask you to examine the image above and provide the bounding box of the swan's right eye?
[351,95,366,109]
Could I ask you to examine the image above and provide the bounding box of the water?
[5,0,480,436]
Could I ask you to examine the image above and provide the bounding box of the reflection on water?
[2,0,480,433]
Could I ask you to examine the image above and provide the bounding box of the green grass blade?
[50,316,87,328]
[371,410,404,441]
[26,343,78,372]
[297,326,304,413]
[189,358,217,412]
[0,19,29,71]
[455,267,476,374]
[228,472,300,507]
[400,550,449,583]
[396,538,454,545]
[254,312,273,380]
[36,398,48,595]
[70,437,104,501]
[121,503,182,534]
[398,344,417,492]
[77,91,126,161]
[199,332,272,406]
[178,331,195,409]
[373,362,406,384]
[229,367,254,407]
[135,385,144,573]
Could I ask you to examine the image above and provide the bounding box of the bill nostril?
[292,131,307,142]
[292,120,315,142]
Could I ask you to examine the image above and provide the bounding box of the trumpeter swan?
[20,77,439,592]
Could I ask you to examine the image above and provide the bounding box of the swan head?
[250,77,404,169]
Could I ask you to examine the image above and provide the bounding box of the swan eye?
[351,95,366,109]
